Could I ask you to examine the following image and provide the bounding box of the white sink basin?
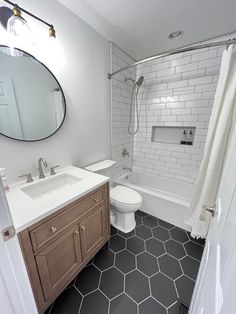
[21,173,82,199]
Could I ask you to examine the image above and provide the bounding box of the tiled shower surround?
[111,36,232,184]
[133,45,222,183]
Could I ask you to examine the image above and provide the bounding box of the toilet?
[85,160,142,233]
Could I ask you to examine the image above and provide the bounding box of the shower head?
[125,76,144,86]
[136,76,144,87]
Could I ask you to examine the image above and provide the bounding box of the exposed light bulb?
[7,8,34,53]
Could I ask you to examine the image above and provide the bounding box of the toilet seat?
[110,185,142,207]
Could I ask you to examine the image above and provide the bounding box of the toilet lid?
[110,185,142,205]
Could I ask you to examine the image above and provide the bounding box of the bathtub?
[115,171,194,231]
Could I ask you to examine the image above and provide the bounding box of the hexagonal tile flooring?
[45,211,205,314]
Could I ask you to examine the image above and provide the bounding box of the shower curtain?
[185,45,236,238]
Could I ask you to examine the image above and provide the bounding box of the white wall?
[0,0,110,183]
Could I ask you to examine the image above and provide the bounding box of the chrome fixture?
[108,37,236,79]
[168,30,184,40]
[18,173,33,183]
[123,166,132,172]
[125,76,144,87]
[122,148,130,158]
[38,157,48,179]
[50,165,60,175]
[0,0,56,39]
[125,76,144,135]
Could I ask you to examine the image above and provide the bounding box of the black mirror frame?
[0,45,67,142]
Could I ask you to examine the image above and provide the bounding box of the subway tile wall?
[132,40,230,184]
[110,43,136,178]
[111,34,233,184]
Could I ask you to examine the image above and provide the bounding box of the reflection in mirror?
[0,46,66,141]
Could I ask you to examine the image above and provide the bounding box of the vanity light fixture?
[7,4,34,47]
[2,0,56,39]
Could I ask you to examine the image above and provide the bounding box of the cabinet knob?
[50,226,57,233]
[75,230,79,235]
[81,226,85,231]
[94,198,98,203]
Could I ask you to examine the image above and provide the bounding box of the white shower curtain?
[185,45,236,238]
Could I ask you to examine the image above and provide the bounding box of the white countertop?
[6,166,109,233]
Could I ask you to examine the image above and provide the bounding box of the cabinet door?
[80,205,107,259]
[35,224,82,301]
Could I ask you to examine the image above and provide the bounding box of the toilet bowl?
[110,185,142,233]
[84,160,143,233]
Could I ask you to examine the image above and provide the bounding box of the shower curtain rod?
[108,38,236,79]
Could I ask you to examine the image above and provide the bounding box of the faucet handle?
[50,165,60,175]
[18,173,33,183]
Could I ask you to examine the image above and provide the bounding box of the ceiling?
[58,0,236,60]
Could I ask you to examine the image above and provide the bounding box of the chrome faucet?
[123,166,132,171]
[38,157,48,179]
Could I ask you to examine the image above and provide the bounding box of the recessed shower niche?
[151,126,196,145]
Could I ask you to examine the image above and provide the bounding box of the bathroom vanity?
[6,166,110,313]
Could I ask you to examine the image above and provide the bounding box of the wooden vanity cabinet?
[18,183,110,314]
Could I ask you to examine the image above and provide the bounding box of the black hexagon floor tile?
[165,239,186,259]
[115,250,136,274]
[110,293,137,314]
[125,270,150,303]
[45,214,204,314]
[136,225,152,240]
[137,252,159,277]
[75,265,100,295]
[111,226,118,236]
[159,254,182,280]
[150,273,178,307]
[49,287,82,314]
[127,236,145,255]
[181,256,200,280]
[80,290,109,314]
[93,248,114,271]
[168,301,180,314]
[136,210,148,217]
[184,241,204,261]
[135,215,142,226]
[139,297,167,314]
[146,238,165,257]
[109,234,126,252]
[170,227,189,243]
[100,267,124,299]
[158,219,175,230]
[119,230,135,238]
[175,275,195,307]
[143,215,158,228]
[152,226,170,241]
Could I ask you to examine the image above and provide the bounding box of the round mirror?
[0,46,66,141]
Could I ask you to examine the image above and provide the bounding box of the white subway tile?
[172,108,191,115]
[176,63,198,73]
[169,56,191,67]
[198,57,222,69]
[188,76,213,86]
[191,49,217,62]
[168,80,188,89]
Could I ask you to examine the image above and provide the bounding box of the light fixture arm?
[2,0,56,37]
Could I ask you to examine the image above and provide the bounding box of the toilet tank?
[84,160,116,179]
